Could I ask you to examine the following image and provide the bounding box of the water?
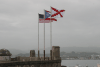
[61,60,100,67]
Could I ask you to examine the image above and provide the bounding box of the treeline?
[60,51,99,57]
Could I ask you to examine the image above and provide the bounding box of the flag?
[44,10,57,21]
[39,14,52,23]
[39,19,53,23]
[46,18,57,21]
[51,7,65,18]
[39,14,57,23]
[45,10,51,19]
[45,10,51,13]
[39,14,44,19]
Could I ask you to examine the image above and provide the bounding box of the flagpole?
[44,10,45,60]
[50,6,52,60]
[38,13,40,58]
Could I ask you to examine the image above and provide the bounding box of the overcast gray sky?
[0,0,100,50]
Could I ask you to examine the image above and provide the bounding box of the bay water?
[61,60,100,67]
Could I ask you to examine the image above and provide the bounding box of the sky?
[0,0,100,50]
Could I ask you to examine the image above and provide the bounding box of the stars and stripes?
[39,19,53,23]
[39,14,57,23]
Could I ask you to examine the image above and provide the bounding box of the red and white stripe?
[39,19,53,23]
[46,18,57,21]
[39,18,57,23]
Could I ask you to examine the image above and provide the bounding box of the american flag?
[39,14,57,23]
[39,19,53,23]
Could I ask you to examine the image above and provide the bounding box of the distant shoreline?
[62,59,100,60]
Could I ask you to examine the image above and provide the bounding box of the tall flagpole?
[50,6,52,60]
[44,10,45,60]
[38,13,39,58]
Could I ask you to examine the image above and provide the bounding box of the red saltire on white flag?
[51,7,65,18]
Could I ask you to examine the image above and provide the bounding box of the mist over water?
[61,60,100,67]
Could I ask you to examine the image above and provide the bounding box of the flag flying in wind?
[44,10,57,21]
[45,10,51,13]
[45,10,51,19]
[39,14,57,23]
[51,7,65,18]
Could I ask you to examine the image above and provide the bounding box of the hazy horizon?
[6,46,100,51]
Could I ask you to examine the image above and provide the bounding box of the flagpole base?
[50,50,52,60]
[38,50,40,58]
[44,50,45,60]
